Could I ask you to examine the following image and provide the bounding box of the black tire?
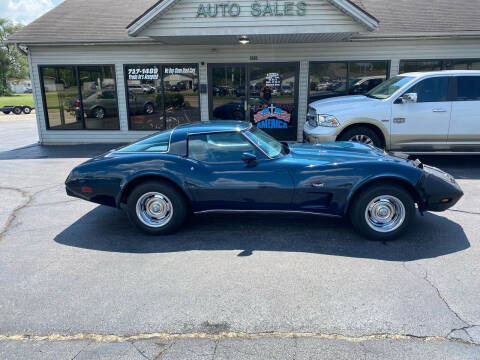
[349,184,415,241]
[13,106,23,115]
[338,126,382,148]
[92,106,105,119]
[3,111,10,115]
[126,181,187,235]
[22,106,32,114]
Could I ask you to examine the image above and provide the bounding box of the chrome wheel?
[365,195,406,233]
[349,134,374,145]
[136,192,173,228]
[145,104,154,114]
[94,107,105,119]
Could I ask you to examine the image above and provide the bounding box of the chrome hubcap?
[349,134,373,145]
[136,192,173,228]
[365,195,405,233]
[95,108,105,119]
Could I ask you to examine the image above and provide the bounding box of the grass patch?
[0,94,35,108]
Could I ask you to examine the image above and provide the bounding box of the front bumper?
[418,165,464,212]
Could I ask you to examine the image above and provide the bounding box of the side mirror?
[241,152,257,167]
[401,92,418,103]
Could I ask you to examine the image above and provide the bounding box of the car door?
[448,75,480,150]
[390,76,452,151]
[184,131,294,211]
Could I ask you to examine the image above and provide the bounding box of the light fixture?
[238,36,250,45]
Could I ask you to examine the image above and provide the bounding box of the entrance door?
[209,63,299,141]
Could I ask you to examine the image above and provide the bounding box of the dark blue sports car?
[66,121,463,240]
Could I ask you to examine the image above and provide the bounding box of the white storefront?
[8,0,480,143]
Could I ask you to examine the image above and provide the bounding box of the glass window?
[41,66,82,130]
[309,63,348,101]
[164,65,200,128]
[126,64,199,130]
[79,66,119,129]
[349,62,388,95]
[445,59,480,70]
[399,60,442,74]
[367,76,415,99]
[404,77,449,103]
[40,65,119,130]
[455,76,480,101]
[244,127,284,158]
[188,132,259,163]
[118,129,172,152]
[125,64,162,130]
[309,61,389,102]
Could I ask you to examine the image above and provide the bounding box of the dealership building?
[7,0,480,143]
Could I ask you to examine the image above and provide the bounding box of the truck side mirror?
[401,92,418,103]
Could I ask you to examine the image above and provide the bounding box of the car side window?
[188,132,261,163]
[454,76,480,101]
[404,77,449,103]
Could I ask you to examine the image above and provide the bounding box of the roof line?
[127,0,379,37]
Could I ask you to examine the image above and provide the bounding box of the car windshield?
[117,129,172,152]
[244,127,285,158]
[366,76,415,99]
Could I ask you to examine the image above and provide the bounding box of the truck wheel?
[127,181,187,235]
[13,106,23,115]
[338,126,382,148]
[349,184,415,241]
[3,111,11,115]
[22,106,32,114]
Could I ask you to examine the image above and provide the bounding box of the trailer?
[0,105,33,115]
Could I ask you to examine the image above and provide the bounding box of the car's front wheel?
[338,126,382,148]
[349,184,415,241]
[127,181,187,235]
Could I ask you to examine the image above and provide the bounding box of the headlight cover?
[317,114,340,127]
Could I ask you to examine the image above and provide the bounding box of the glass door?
[209,63,299,140]
[211,65,247,121]
[248,63,298,140]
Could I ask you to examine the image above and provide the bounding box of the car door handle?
[432,109,447,113]
[311,182,325,188]
[393,118,405,123]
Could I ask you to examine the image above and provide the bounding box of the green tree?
[0,18,29,96]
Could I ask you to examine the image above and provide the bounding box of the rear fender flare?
[117,170,190,207]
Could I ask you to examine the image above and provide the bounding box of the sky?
[1,0,64,25]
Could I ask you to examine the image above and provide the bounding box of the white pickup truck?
[304,70,480,153]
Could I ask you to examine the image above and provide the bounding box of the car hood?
[309,95,380,114]
[287,141,392,164]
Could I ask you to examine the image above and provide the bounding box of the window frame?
[124,63,200,131]
[394,75,455,103]
[186,130,269,164]
[308,60,391,100]
[399,58,480,73]
[451,75,480,102]
[39,64,120,131]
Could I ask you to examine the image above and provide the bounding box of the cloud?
[6,0,59,25]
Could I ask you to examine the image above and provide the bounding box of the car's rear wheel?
[93,106,105,119]
[338,126,382,148]
[127,181,187,235]
[349,184,415,241]
[144,103,154,115]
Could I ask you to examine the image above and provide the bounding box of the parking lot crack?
[448,209,480,216]
[402,263,472,336]
[0,186,33,243]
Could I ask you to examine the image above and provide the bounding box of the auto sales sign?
[196,1,307,17]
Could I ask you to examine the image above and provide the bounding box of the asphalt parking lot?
[0,115,479,359]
